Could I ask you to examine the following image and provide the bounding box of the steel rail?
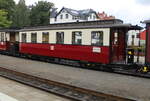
[0,67,136,101]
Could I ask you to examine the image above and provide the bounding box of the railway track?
[99,64,150,79]
[0,67,136,101]
[52,58,150,79]
[0,53,150,79]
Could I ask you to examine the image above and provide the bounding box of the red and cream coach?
[0,19,140,66]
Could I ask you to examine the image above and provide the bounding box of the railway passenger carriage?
[144,20,150,65]
[19,28,111,64]
[0,29,19,53]
[0,19,140,66]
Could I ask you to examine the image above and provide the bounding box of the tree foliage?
[0,0,55,27]
[30,1,54,26]
[0,10,12,28]
[0,0,15,20]
[12,0,30,27]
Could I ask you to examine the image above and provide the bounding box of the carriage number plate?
[92,47,101,53]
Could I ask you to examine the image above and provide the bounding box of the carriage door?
[9,32,19,53]
[110,29,125,63]
[146,26,150,64]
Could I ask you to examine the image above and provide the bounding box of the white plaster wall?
[51,10,98,24]
[88,13,97,21]
[50,18,56,24]
[127,30,140,46]
[56,11,75,23]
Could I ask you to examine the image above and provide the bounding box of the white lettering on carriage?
[93,47,101,53]
[50,46,55,50]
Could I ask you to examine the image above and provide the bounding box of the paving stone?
[0,76,71,101]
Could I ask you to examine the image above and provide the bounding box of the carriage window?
[114,32,118,45]
[72,31,82,45]
[22,33,26,42]
[42,32,49,43]
[1,33,4,42]
[91,31,103,46]
[56,32,64,44]
[31,33,37,43]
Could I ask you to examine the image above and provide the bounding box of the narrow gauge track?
[0,53,150,79]
[0,66,136,101]
[100,64,150,79]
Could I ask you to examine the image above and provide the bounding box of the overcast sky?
[14,0,150,26]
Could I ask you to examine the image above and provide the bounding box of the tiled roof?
[50,8,58,18]
[55,7,97,18]
[65,7,96,16]
[97,12,115,20]
[143,20,150,23]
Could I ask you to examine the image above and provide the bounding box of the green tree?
[0,0,15,21]
[30,1,54,26]
[0,10,12,28]
[12,0,30,27]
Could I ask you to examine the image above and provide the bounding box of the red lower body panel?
[0,42,7,51]
[19,43,110,64]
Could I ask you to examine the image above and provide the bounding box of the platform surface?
[0,76,71,101]
[0,55,150,101]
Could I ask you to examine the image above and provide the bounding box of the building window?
[66,14,69,19]
[136,33,140,38]
[132,35,135,38]
[22,33,26,43]
[131,35,135,46]
[56,32,64,44]
[1,33,4,42]
[72,16,79,20]
[89,15,92,19]
[91,31,103,46]
[31,33,37,43]
[42,32,49,43]
[72,31,82,45]
[93,15,96,19]
[60,14,63,19]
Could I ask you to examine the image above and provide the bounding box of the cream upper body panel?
[0,32,6,41]
[19,28,110,46]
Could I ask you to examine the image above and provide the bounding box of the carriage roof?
[0,19,142,32]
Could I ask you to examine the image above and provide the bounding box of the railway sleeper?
[0,67,137,101]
